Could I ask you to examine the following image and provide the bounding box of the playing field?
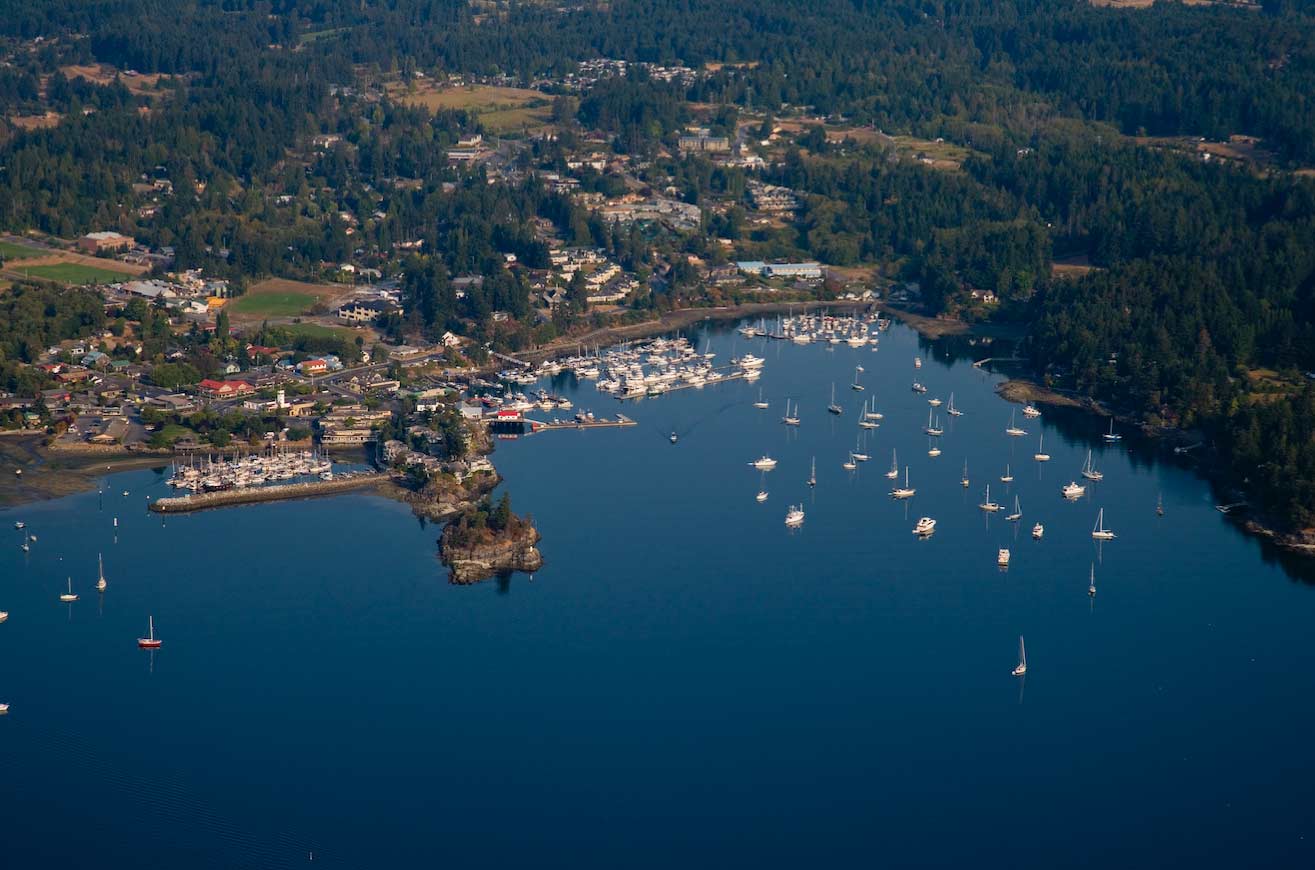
[17,262,130,284]
[228,291,318,318]
[390,82,553,132]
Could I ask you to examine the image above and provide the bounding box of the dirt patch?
[1051,254,1100,280]
[59,64,172,99]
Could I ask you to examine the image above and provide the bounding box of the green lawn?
[18,262,128,284]
[0,240,46,261]
[155,423,197,445]
[273,321,355,340]
[228,291,318,317]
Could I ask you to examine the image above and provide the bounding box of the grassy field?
[389,82,553,132]
[228,291,319,318]
[271,322,357,341]
[155,423,197,445]
[229,278,347,321]
[0,240,44,261]
[18,262,130,284]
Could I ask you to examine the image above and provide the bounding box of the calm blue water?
[3,320,1315,868]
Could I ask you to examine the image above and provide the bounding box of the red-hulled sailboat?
[137,615,162,649]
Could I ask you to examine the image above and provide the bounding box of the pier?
[527,414,637,432]
[149,473,384,513]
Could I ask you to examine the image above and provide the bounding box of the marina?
[3,316,1315,868]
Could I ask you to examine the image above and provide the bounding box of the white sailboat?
[1081,449,1103,481]
[782,400,800,426]
[885,450,899,479]
[807,457,817,488]
[852,435,870,462]
[1012,636,1027,676]
[1006,495,1022,522]
[865,402,883,421]
[753,389,769,410]
[96,553,107,592]
[850,366,864,391]
[979,484,1001,512]
[890,466,916,499]
[1001,464,1014,483]
[1103,418,1121,442]
[924,408,943,436]
[1092,508,1116,540]
[842,452,857,471]
[961,461,970,487]
[59,577,78,603]
[827,384,843,415]
[927,437,942,458]
[1089,564,1097,597]
[858,398,878,429]
[1034,433,1050,462]
[947,393,964,417]
[1005,410,1027,437]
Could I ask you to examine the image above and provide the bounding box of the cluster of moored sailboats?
[0,546,163,711]
[168,448,335,492]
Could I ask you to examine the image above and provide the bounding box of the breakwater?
[148,473,383,513]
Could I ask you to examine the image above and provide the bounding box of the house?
[78,231,136,253]
[677,135,731,153]
[440,331,462,348]
[148,393,196,413]
[298,359,329,376]
[197,379,254,398]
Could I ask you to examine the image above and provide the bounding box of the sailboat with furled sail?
[1092,508,1116,540]
[96,553,107,592]
[1012,636,1027,676]
[890,466,915,499]
[886,449,899,480]
[1082,449,1103,481]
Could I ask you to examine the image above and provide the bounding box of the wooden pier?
[526,414,637,432]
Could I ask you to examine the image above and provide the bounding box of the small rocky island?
[438,492,543,584]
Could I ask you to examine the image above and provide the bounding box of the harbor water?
[2,319,1314,867]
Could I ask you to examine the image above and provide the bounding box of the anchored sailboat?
[1103,418,1121,442]
[1081,449,1103,481]
[96,553,107,592]
[1006,410,1027,437]
[979,484,1000,512]
[827,384,843,415]
[1012,636,1027,676]
[947,393,963,417]
[137,615,162,649]
[1034,434,1050,462]
[1006,495,1022,522]
[1092,507,1116,540]
[885,450,899,480]
[890,466,915,499]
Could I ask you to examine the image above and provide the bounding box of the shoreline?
[0,434,174,509]
[515,299,874,363]
[148,473,386,513]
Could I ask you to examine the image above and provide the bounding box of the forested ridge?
[3,0,1315,528]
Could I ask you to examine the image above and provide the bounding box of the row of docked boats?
[168,449,334,492]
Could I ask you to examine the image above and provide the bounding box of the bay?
[2,319,1313,867]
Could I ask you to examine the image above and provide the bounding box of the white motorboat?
[911,382,928,394]
[928,397,942,407]
[1062,481,1086,499]
[750,456,777,470]
[913,517,937,536]
[784,505,805,527]
[998,548,1011,567]
[756,490,769,503]
[1032,522,1044,539]
[1022,404,1041,418]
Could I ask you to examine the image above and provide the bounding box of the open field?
[270,321,358,341]
[229,278,348,322]
[388,82,553,132]
[59,63,172,98]
[6,113,62,131]
[15,262,135,285]
[0,240,46,261]
[1051,254,1101,280]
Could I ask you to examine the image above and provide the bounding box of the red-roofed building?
[298,359,328,375]
[245,344,281,359]
[198,379,255,398]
